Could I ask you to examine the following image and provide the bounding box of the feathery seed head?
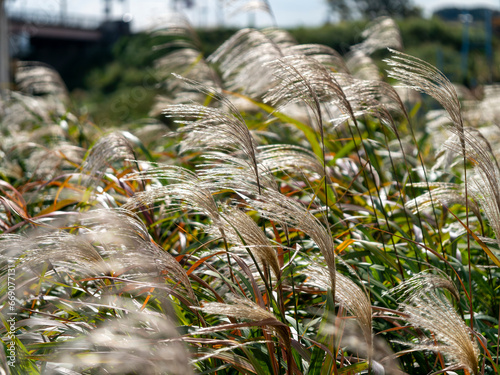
[199,295,290,348]
[399,292,479,374]
[217,207,281,278]
[385,49,463,129]
[82,132,135,185]
[389,270,460,303]
[391,272,478,374]
[308,265,373,351]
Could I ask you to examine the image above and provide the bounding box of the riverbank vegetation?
[1,11,500,375]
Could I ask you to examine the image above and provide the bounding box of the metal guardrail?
[7,10,102,30]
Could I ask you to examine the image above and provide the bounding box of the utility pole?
[485,9,493,83]
[60,0,67,23]
[459,12,472,82]
[104,0,112,20]
[217,0,225,27]
[121,0,130,15]
[0,0,10,98]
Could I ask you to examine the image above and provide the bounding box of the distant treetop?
[326,0,421,21]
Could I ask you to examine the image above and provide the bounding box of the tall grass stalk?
[2,13,500,375]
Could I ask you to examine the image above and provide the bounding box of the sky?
[5,0,500,31]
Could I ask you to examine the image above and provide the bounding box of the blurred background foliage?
[72,15,499,127]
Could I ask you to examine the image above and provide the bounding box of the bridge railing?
[7,10,102,30]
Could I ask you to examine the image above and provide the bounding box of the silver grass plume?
[257,144,325,177]
[198,295,290,354]
[347,17,403,81]
[389,270,460,304]
[125,163,280,285]
[385,49,464,130]
[469,173,500,244]
[189,340,270,368]
[4,141,85,181]
[208,27,294,64]
[351,17,403,56]
[225,0,277,25]
[0,209,196,302]
[442,127,500,244]
[149,13,201,49]
[384,49,476,258]
[215,207,281,278]
[328,76,407,139]
[196,153,286,256]
[397,291,479,374]
[167,103,257,157]
[248,188,336,297]
[149,14,221,110]
[432,131,468,171]
[263,56,349,223]
[208,28,293,96]
[164,106,261,194]
[79,209,196,301]
[345,50,382,81]
[264,55,354,134]
[0,231,107,277]
[262,60,389,236]
[195,151,285,245]
[124,165,245,286]
[287,44,349,73]
[197,151,278,197]
[155,49,219,98]
[123,164,221,226]
[54,299,192,375]
[334,74,411,123]
[33,145,84,180]
[417,124,500,244]
[409,130,487,230]
[82,132,135,185]
[152,14,220,103]
[200,294,277,323]
[346,16,405,79]
[264,56,365,164]
[373,80,412,120]
[307,265,373,355]
[1,91,67,129]
[405,182,481,220]
[15,61,68,99]
[125,161,276,263]
[332,74,400,129]
[208,28,349,96]
[164,76,263,192]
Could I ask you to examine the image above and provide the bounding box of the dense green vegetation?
[77,16,500,128]
[2,12,500,375]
